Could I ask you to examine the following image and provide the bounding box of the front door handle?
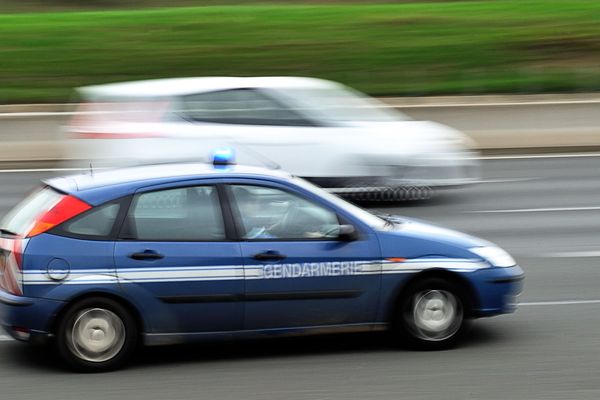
[129,250,164,261]
[253,250,286,261]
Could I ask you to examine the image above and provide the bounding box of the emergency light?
[212,147,236,167]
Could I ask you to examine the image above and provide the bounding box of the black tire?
[393,277,470,350]
[55,297,137,372]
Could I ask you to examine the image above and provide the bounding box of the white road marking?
[0,335,12,341]
[480,152,600,160]
[468,206,600,214]
[393,99,600,108]
[519,299,600,306]
[473,178,539,184]
[540,251,600,258]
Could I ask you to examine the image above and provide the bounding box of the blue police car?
[0,156,523,371]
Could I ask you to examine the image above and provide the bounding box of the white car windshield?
[278,86,410,123]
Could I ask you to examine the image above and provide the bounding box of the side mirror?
[338,224,358,242]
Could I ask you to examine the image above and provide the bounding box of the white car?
[67,77,480,195]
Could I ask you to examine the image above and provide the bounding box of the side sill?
[143,322,388,346]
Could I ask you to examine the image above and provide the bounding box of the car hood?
[375,216,493,260]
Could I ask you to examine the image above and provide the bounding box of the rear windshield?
[0,186,62,236]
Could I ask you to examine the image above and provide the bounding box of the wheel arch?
[387,268,479,324]
[48,290,147,338]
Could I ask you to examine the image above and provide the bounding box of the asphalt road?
[0,154,600,399]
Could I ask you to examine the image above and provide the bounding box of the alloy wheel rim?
[68,308,126,363]
[410,289,462,341]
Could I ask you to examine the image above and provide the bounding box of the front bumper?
[0,290,64,342]
[468,265,524,317]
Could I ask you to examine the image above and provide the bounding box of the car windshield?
[278,86,410,123]
[291,176,387,230]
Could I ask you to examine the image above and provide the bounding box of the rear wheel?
[56,297,137,372]
[394,278,469,349]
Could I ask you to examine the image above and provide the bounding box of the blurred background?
[2,0,600,165]
[2,0,600,101]
[2,1,600,399]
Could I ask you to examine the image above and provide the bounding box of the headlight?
[470,246,516,268]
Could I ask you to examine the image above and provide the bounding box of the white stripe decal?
[480,152,600,160]
[540,251,600,258]
[22,259,487,285]
[468,206,600,214]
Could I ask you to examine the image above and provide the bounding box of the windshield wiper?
[375,213,401,228]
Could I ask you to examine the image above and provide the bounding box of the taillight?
[0,237,25,295]
[69,100,168,139]
[25,195,91,238]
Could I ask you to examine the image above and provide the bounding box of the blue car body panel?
[240,233,382,330]
[114,241,244,333]
[0,163,524,343]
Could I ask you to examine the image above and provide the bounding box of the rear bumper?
[0,290,64,342]
[468,265,524,317]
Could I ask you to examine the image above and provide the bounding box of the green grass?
[1,1,600,103]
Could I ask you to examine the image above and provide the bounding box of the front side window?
[277,86,410,123]
[123,186,225,241]
[229,185,339,240]
[172,88,313,126]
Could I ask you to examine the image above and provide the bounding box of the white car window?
[172,89,314,126]
[277,86,410,123]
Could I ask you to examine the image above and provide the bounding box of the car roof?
[78,76,339,99]
[45,163,293,205]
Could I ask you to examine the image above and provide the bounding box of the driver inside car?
[232,186,338,240]
[233,187,281,239]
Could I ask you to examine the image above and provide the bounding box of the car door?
[114,184,244,334]
[226,182,382,330]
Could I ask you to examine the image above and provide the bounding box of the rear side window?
[57,202,121,239]
[0,186,62,236]
[122,186,225,241]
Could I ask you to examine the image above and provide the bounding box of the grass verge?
[1,1,600,103]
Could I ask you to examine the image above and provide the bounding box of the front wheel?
[55,297,137,372]
[394,278,469,349]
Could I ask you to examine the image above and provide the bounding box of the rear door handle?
[253,250,286,261]
[129,250,164,261]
